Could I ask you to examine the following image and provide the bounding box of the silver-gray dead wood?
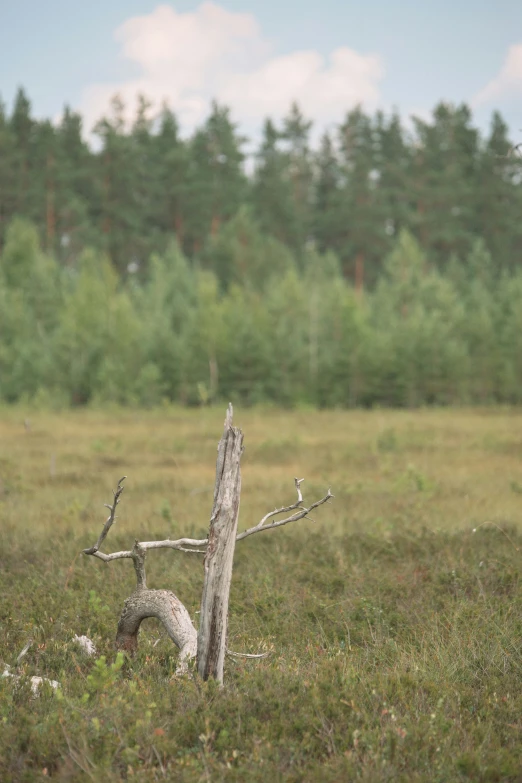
[82,404,333,683]
[197,404,243,683]
[115,543,198,673]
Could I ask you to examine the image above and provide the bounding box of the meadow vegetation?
[0,406,521,781]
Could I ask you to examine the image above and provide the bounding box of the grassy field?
[0,406,521,781]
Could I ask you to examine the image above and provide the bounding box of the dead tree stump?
[82,405,332,684]
[197,404,244,683]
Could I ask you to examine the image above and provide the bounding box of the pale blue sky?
[2,0,522,139]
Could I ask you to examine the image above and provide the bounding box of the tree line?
[1,88,522,408]
[1,88,521,284]
[2,216,522,408]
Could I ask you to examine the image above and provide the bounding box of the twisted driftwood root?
[116,588,197,674]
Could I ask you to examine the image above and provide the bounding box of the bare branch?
[236,483,334,542]
[226,649,272,659]
[131,541,147,590]
[83,479,332,562]
[16,640,33,665]
[235,477,306,537]
[137,538,207,553]
[86,538,207,562]
[82,476,126,555]
[87,549,133,562]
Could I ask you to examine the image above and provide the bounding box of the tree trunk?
[209,356,219,402]
[174,211,184,247]
[197,404,244,684]
[210,213,221,237]
[46,153,55,253]
[355,252,365,295]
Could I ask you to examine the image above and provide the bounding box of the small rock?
[73,634,97,657]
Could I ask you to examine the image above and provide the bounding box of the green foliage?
[0,89,522,409]
[184,102,247,254]
[86,653,125,695]
[51,250,141,404]
[1,217,40,288]
[203,205,295,291]
[2,218,522,407]
[1,89,521,286]
[251,117,302,251]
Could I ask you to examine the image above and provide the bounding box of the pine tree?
[306,256,367,407]
[127,94,157,264]
[374,111,413,248]
[56,106,97,264]
[313,132,344,257]
[372,230,466,406]
[410,103,479,265]
[133,240,196,401]
[497,271,522,402]
[0,97,16,248]
[152,104,188,250]
[182,270,224,404]
[219,284,272,405]
[185,102,247,254]
[30,120,58,252]
[9,88,34,218]
[0,216,40,289]
[337,107,385,288]
[204,205,294,291]
[94,95,138,272]
[251,118,297,247]
[281,102,314,257]
[53,249,142,404]
[0,219,62,401]
[475,112,522,271]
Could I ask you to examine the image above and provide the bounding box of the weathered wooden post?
[197,404,244,684]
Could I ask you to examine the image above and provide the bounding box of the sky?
[2,0,522,144]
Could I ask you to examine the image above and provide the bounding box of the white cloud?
[80,2,384,137]
[220,47,383,121]
[473,44,522,107]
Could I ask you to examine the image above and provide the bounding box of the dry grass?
[0,406,521,781]
[2,405,522,541]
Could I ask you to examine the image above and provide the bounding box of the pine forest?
[1,88,522,408]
